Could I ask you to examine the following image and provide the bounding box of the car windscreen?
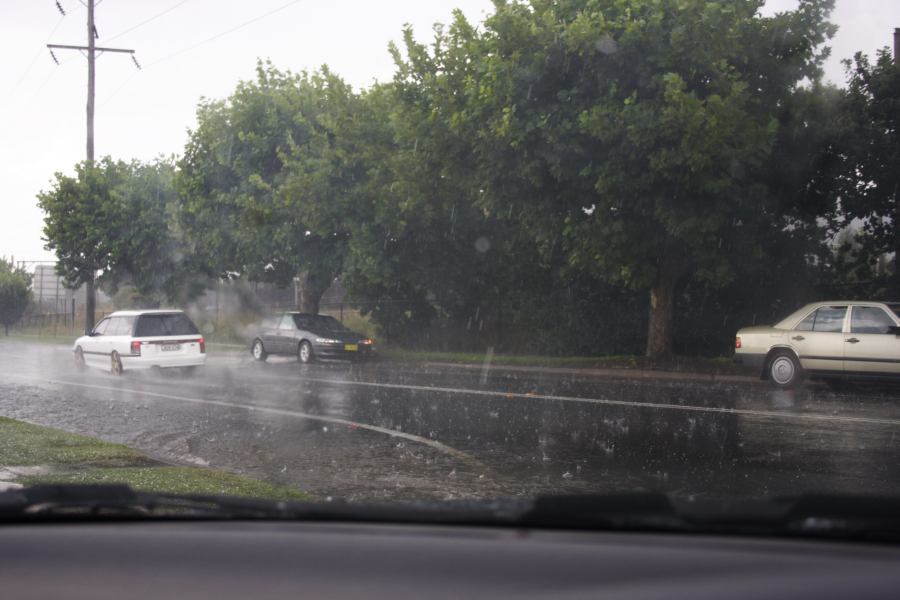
[888,304,900,320]
[294,315,346,332]
[133,314,199,337]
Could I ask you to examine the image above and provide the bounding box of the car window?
[887,304,900,320]
[92,318,110,336]
[9,0,900,539]
[795,307,846,333]
[851,307,896,334]
[106,316,135,336]
[794,311,817,331]
[134,314,199,337]
[302,315,345,332]
[105,317,123,336]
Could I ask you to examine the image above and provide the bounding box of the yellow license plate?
[344,344,358,352]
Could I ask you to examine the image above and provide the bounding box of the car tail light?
[131,341,141,356]
[735,336,742,349]
[199,337,206,354]
[362,338,375,345]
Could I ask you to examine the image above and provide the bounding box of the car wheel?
[298,341,313,364]
[74,347,86,372]
[110,352,124,376]
[251,339,268,362]
[768,351,802,388]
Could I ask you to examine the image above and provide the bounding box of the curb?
[408,361,760,384]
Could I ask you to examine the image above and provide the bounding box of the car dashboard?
[2,520,898,599]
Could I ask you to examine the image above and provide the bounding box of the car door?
[790,305,848,375]
[275,314,298,354]
[111,316,136,358]
[260,315,283,354]
[842,305,900,375]
[84,317,112,367]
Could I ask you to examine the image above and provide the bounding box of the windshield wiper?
[0,484,300,520]
[516,493,900,542]
[0,484,529,524]
[1,485,898,543]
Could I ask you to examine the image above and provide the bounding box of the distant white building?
[31,264,110,314]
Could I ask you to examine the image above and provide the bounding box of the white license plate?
[160,344,181,352]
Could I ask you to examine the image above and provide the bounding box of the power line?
[103,0,190,44]
[99,0,304,107]
[148,0,304,68]
[10,14,68,97]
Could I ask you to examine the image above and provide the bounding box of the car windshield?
[295,315,347,333]
[1,0,899,528]
[888,304,900,320]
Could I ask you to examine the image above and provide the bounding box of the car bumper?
[313,343,376,360]
[733,352,766,373]
[121,354,207,370]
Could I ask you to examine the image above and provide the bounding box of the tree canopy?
[38,157,196,329]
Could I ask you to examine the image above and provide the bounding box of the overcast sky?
[2,0,897,267]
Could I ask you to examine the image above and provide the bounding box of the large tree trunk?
[645,245,687,359]
[84,275,96,334]
[296,268,332,314]
[645,278,676,359]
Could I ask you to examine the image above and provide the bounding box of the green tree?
[0,258,31,335]
[38,158,129,331]
[830,47,900,294]
[334,81,558,348]
[391,0,837,357]
[38,157,196,330]
[102,158,204,307]
[178,63,359,312]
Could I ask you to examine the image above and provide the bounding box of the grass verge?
[379,347,741,375]
[3,332,75,345]
[0,417,307,501]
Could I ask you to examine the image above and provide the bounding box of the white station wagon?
[73,310,206,375]
[734,301,900,388]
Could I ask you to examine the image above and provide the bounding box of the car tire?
[767,351,802,389]
[298,341,313,364]
[74,347,86,372]
[251,339,268,362]
[110,352,124,376]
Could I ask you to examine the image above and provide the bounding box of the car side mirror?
[889,326,900,336]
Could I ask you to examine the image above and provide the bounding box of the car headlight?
[315,338,342,344]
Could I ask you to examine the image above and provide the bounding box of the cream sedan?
[734,301,900,388]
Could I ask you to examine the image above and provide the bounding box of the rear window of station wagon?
[134,314,199,337]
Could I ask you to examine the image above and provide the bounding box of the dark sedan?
[250,313,375,363]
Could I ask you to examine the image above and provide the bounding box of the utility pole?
[894,28,899,64]
[47,0,138,333]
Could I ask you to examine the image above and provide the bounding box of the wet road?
[1,340,899,502]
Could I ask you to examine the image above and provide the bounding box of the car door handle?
[791,335,805,341]
[845,338,860,344]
